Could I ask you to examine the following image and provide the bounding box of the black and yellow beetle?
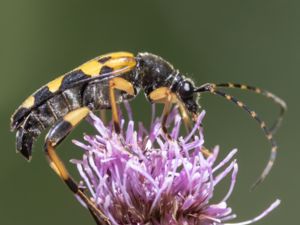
[11,52,286,224]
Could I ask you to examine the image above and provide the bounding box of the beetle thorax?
[137,52,178,95]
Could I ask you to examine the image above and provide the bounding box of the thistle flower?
[71,106,280,225]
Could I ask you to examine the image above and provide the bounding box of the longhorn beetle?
[11,52,286,224]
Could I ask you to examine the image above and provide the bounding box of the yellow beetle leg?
[149,87,179,139]
[44,107,110,225]
[109,77,135,134]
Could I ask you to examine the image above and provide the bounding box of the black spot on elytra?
[100,66,114,75]
[34,86,54,106]
[60,70,88,90]
[12,70,89,130]
[11,107,30,130]
[98,56,111,64]
[233,84,242,88]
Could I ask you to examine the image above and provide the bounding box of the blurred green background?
[0,0,298,224]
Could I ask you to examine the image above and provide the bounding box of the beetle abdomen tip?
[16,128,33,160]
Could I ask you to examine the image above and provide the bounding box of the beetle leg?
[149,87,178,139]
[44,107,110,225]
[109,77,135,134]
[178,102,192,132]
[149,87,193,139]
[178,104,212,157]
[161,96,173,139]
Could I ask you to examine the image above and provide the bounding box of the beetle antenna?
[195,83,279,190]
[213,83,286,134]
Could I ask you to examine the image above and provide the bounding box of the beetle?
[11,52,286,224]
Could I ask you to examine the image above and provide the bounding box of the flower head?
[72,106,280,225]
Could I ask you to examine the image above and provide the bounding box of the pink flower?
[71,106,280,225]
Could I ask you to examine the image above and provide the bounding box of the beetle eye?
[179,81,194,99]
